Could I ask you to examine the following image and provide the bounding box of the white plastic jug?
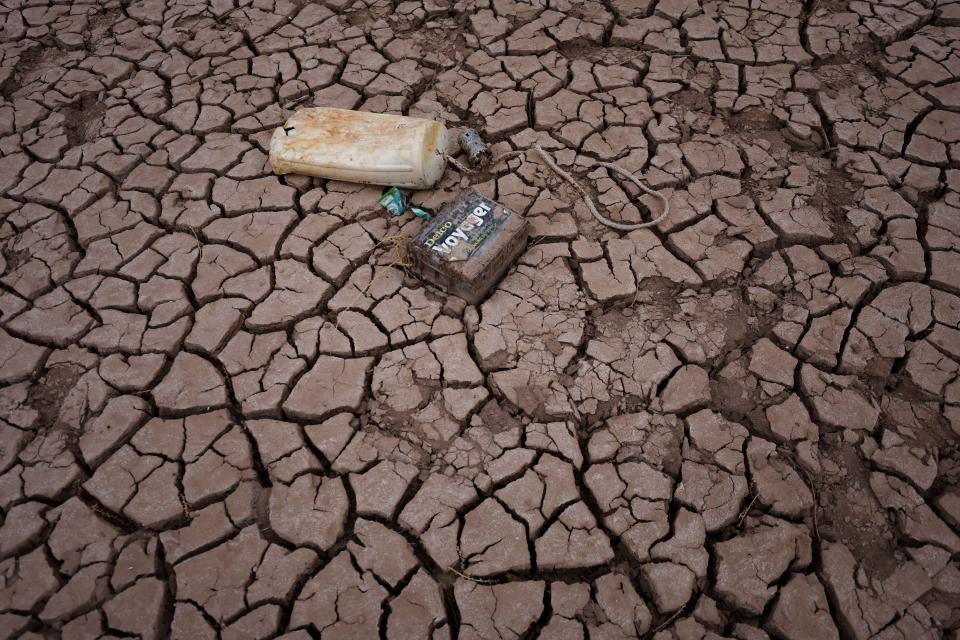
[269,108,449,189]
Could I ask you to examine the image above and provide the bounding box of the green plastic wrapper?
[378,186,406,216]
[379,187,431,221]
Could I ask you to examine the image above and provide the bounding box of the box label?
[420,195,506,261]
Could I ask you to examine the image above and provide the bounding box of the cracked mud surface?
[1,0,960,638]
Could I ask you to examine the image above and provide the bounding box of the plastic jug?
[269,108,449,189]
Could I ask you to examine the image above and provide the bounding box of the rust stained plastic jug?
[269,107,449,189]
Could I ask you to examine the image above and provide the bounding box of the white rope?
[444,154,475,174]
[445,144,669,231]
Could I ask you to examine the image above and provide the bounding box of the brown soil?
[810,163,861,246]
[2,246,32,273]
[0,44,42,99]
[816,435,900,579]
[557,42,644,65]
[671,88,712,113]
[632,276,683,319]
[27,362,83,432]
[60,92,108,147]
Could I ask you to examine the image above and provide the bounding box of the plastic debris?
[270,107,448,189]
[378,186,431,221]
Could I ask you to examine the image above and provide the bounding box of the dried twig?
[444,565,498,585]
[180,494,192,519]
[737,491,760,528]
[376,235,413,273]
[800,467,820,540]
[281,93,310,111]
[646,604,688,638]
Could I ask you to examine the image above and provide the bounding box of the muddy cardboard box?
[410,192,529,305]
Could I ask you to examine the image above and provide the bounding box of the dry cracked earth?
[2,0,960,639]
